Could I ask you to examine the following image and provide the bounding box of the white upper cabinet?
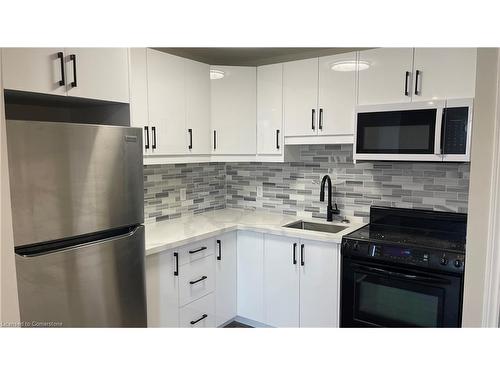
[257,63,283,155]
[358,48,414,105]
[299,240,339,327]
[211,66,256,155]
[1,48,69,96]
[1,48,130,102]
[147,49,186,155]
[64,48,129,103]
[283,58,319,137]
[264,234,299,327]
[318,52,358,136]
[412,48,477,101]
[185,59,211,155]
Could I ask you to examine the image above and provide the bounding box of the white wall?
[0,49,20,325]
[462,48,500,327]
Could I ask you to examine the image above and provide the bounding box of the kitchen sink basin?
[283,220,347,234]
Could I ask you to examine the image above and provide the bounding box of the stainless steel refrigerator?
[6,120,147,327]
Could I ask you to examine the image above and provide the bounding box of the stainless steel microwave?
[354,99,473,162]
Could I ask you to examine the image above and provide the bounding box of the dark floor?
[223,321,253,328]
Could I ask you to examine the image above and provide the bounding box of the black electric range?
[340,206,467,328]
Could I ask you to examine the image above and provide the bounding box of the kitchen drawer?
[179,293,215,328]
[179,255,215,306]
[178,239,215,266]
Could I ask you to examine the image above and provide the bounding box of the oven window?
[356,109,437,154]
[357,281,440,327]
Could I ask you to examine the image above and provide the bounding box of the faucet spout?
[319,175,339,221]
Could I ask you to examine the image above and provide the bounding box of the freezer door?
[15,225,147,327]
[6,120,144,247]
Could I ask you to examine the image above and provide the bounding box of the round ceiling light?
[330,60,370,72]
[210,69,225,80]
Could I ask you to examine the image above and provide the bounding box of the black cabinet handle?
[189,246,207,254]
[319,108,323,130]
[151,126,157,150]
[276,129,280,150]
[189,275,207,285]
[414,69,421,95]
[404,71,410,96]
[311,109,316,130]
[188,128,193,150]
[293,243,297,265]
[300,244,305,266]
[57,52,65,86]
[216,240,221,261]
[69,54,77,88]
[190,314,208,325]
[173,252,179,276]
[144,126,150,150]
[213,130,217,150]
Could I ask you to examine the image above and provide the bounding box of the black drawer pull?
[57,52,65,86]
[415,69,421,95]
[276,129,280,149]
[188,128,193,150]
[190,276,207,285]
[293,243,297,265]
[173,252,179,276]
[144,126,150,150]
[300,244,305,266]
[213,130,217,150]
[189,246,207,254]
[216,240,222,261]
[319,108,323,130]
[311,109,316,130]
[151,126,157,150]
[70,54,77,88]
[404,71,410,96]
[190,314,208,325]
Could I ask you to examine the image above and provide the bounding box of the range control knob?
[440,257,449,266]
[342,241,351,251]
[454,259,463,268]
[353,241,359,251]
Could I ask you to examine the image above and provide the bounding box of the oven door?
[341,258,463,327]
[354,101,444,162]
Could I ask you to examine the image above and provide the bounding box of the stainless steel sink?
[283,220,347,234]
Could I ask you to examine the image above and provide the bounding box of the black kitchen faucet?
[320,175,340,222]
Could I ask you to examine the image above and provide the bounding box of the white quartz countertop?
[145,208,365,256]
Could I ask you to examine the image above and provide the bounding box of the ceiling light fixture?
[210,69,225,80]
[330,60,370,72]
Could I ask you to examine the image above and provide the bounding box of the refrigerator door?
[15,225,147,327]
[6,120,144,248]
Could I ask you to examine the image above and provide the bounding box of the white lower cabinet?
[299,239,339,327]
[264,234,300,327]
[179,293,216,328]
[237,231,265,323]
[145,250,179,328]
[179,255,215,306]
[215,232,237,327]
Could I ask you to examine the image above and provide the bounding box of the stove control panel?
[341,238,465,273]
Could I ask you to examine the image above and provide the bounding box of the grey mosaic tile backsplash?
[144,145,470,224]
[144,163,226,223]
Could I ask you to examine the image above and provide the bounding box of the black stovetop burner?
[345,206,467,253]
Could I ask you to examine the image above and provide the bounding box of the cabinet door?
[264,234,299,327]
[145,251,179,327]
[147,49,187,155]
[1,48,67,96]
[283,58,319,137]
[257,63,283,155]
[128,48,150,155]
[185,59,211,154]
[299,241,339,327]
[412,48,477,101]
[215,232,237,326]
[358,48,414,105]
[211,66,256,155]
[65,48,129,103]
[318,52,357,136]
[237,231,264,322]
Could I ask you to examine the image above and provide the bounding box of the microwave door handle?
[352,264,451,284]
[435,107,444,156]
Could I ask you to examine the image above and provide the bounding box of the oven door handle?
[352,264,451,285]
